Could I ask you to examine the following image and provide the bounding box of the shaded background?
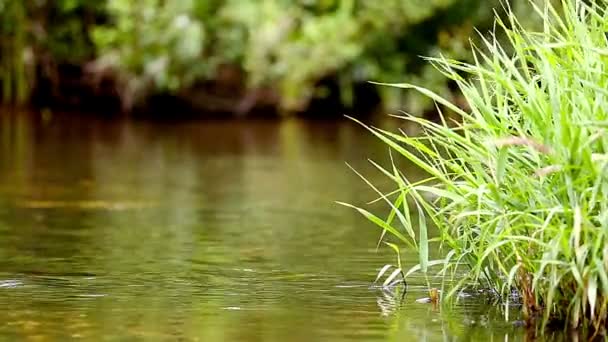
[1,0,541,117]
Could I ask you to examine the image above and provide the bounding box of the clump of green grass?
[342,0,608,331]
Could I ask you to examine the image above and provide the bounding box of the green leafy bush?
[0,0,28,103]
[0,0,104,104]
[89,0,537,112]
[345,0,608,330]
[0,0,546,114]
[90,0,207,108]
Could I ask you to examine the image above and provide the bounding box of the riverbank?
[24,62,382,119]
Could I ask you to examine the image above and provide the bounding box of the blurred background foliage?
[1,0,540,116]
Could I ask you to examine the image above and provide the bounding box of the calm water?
[0,112,528,341]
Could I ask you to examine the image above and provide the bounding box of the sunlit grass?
[342,0,608,331]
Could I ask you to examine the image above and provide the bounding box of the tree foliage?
[0,0,543,114]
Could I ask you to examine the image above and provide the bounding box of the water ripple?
[0,280,22,288]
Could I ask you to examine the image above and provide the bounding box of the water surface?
[0,112,526,341]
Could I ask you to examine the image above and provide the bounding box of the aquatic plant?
[343,0,608,331]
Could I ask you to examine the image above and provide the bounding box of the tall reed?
[343,0,608,330]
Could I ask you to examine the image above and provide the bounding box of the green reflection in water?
[0,113,530,341]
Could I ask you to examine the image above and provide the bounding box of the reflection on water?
[0,112,527,341]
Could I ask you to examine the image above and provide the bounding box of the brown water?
[0,112,527,341]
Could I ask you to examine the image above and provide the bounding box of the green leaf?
[375,264,393,284]
[496,147,508,184]
[382,268,403,287]
[336,201,415,249]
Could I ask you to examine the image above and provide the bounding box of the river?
[0,112,527,341]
